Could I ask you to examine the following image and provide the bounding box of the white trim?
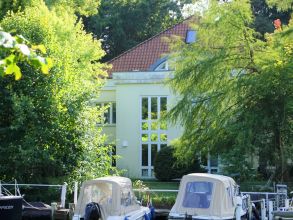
[139,96,168,178]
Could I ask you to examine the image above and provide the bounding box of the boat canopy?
[74,176,140,219]
[170,173,238,219]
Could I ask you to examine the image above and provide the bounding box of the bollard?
[268,201,273,220]
[69,203,75,219]
[51,202,58,220]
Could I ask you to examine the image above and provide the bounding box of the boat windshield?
[182,181,213,208]
[81,182,113,207]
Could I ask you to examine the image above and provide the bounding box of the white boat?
[72,176,152,220]
[169,173,248,220]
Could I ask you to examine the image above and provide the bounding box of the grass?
[143,180,180,190]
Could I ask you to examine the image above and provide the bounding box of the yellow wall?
[96,73,183,178]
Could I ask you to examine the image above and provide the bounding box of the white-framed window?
[154,61,169,71]
[140,96,168,178]
[97,102,116,125]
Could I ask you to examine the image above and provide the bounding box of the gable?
[108,17,194,77]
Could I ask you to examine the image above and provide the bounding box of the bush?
[154,146,205,181]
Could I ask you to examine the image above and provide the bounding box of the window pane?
[104,104,110,124]
[160,144,167,149]
[142,98,148,120]
[150,133,158,142]
[141,134,148,142]
[142,169,148,177]
[151,121,158,130]
[151,144,158,166]
[142,122,148,130]
[160,121,167,130]
[142,144,148,166]
[210,155,218,167]
[112,103,116,124]
[160,97,167,112]
[151,97,157,119]
[183,182,213,208]
[160,133,167,142]
[186,30,196,43]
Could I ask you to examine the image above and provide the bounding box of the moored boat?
[0,195,22,220]
[72,176,152,220]
[169,173,248,220]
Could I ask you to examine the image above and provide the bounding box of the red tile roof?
[108,17,193,76]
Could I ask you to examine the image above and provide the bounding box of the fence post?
[248,195,252,220]
[61,182,67,208]
[74,181,78,205]
[261,199,266,220]
[268,201,273,220]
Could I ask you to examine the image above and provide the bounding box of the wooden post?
[51,202,58,220]
[74,182,78,205]
[61,182,67,208]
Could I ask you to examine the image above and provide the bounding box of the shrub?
[154,146,205,181]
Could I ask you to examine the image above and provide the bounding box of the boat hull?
[72,206,151,220]
[0,196,22,220]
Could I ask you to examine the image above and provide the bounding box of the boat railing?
[241,191,289,220]
[0,181,70,208]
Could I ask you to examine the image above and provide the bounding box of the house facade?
[96,19,219,178]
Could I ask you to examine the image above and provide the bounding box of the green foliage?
[0,0,116,184]
[154,146,204,181]
[0,29,52,80]
[251,0,291,35]
[266,0,293,11]
[0,0,100,19]
[151,195,176,209]
[83,0,191,61]
[168,0,293,180]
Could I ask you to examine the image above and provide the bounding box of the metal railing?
[0,181,68,208]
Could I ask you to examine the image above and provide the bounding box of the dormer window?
[186,30,196,44]
[154,61,169,71]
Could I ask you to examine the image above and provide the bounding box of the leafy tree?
[0,0,117,183]
[168,0,293,180]
[251,0,291,35]
[0,29,52,80]
[0,0,101,19]
[83,0,192,61]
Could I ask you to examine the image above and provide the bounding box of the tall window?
[140,96,168,178]
[97,102,116,125]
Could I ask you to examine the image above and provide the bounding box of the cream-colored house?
[97,19,219,178]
